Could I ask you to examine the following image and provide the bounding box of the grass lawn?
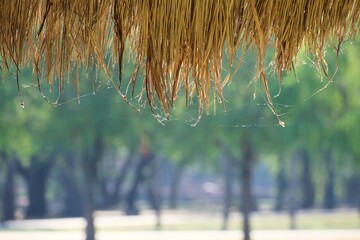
[1,209,359,240]
[2,209,359,231]
[95,209,359,231]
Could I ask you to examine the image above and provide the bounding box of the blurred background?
[0,38,359,240]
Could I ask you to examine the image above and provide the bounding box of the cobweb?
[9,43,341,130]
[36,84,294,129]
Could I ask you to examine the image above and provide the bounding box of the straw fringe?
[1,0,359,118]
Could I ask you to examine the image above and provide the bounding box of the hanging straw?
[1,0,359,122]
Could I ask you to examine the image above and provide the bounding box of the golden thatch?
[1,0,359,120]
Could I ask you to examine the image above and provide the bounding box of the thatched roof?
[1,0,359,122]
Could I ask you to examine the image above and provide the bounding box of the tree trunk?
[101,156,132,209]
[62,174,83,217]
[125,152,154,215]
[323,151,336,209]
[1,157,16,222]
[240,136,254,240]
[274,153,286,211]
[288,151,298,230]
[125,158,145,215]
[146,156,162,230]
[60,152,82,217]
[84,169,96,240]
[147,175,161,230]
[299,149,315,209]
[345,174,360,208]
[169,162,184,210]
[17,157,52,219]
[83,135,105,240]
[221,152,234,230]
[27,165,50,218]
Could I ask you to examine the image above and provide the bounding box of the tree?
[299,148,315,209]
[17,155,53,218]
[125,134,156,215]
[274,39,360,212]
[57,151,83,217]
[0,67,55,219]
[273,153,287,211]
[98,148,133,209]
[0,153,16,222]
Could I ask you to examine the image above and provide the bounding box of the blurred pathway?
[0,230,359,240]
[1,210,359,240]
